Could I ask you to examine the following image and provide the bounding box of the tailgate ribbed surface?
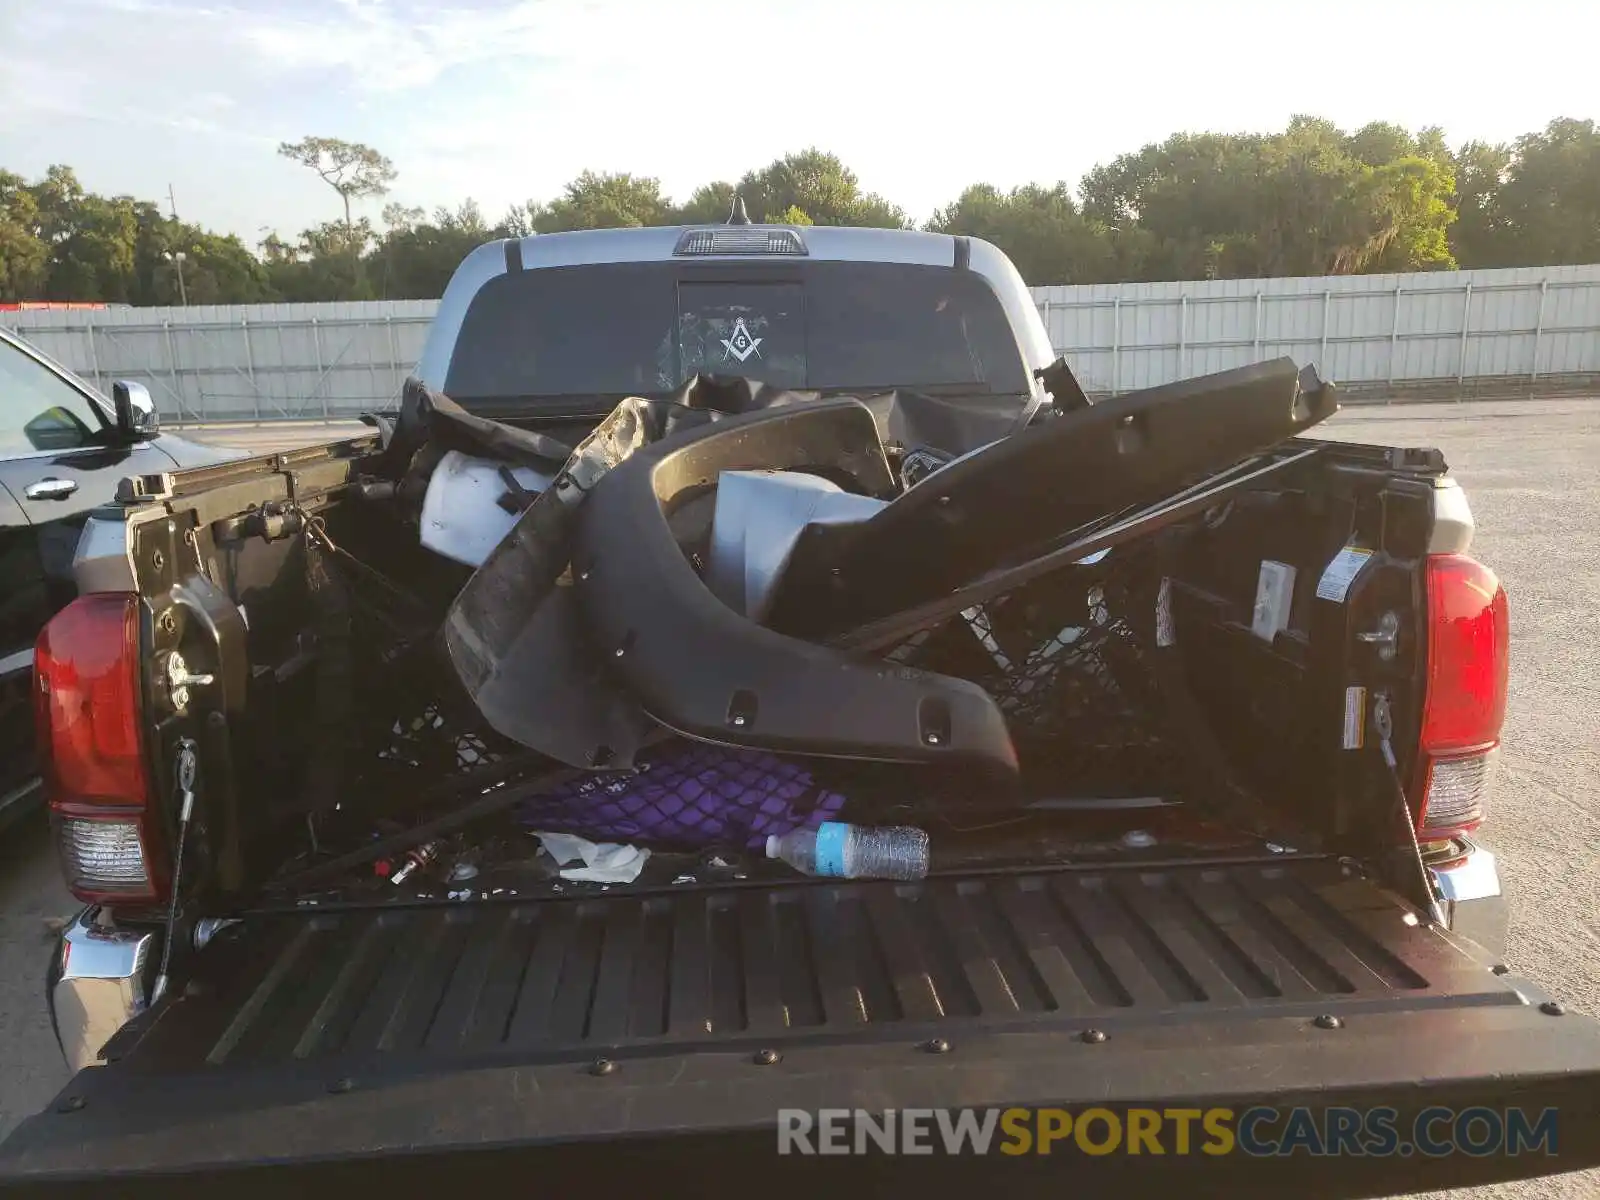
[125,860,1510,1072]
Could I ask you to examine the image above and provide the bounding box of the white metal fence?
[5,264,1599,423]
[4,300,435,424]
[1034,263,1600,396]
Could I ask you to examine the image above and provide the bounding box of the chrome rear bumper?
[46,907,155,1073]
[1431,839,1508,961]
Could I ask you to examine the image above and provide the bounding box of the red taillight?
[1413,554,1509,838]
[35,594,164,904]
[35,595,144,805]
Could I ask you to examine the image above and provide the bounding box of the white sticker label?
[1155,577,1175,647]
[1343,686,1367,750]
[1316,545,1375,603]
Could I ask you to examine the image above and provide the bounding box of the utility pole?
[163,250,188,306]
[165,185,187,305]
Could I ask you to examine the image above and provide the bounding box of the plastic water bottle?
[765,822,930,881]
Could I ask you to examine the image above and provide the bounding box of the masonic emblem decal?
[719,317,763,363]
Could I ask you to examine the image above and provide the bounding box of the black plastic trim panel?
[573,399,1019,774]
[768,358,1338,636]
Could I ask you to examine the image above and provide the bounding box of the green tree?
[674,181,738,225]
[260,219,377,302]
[929,182,1119,283]
[1356,153,1458,272]
[1450,141,1513,267]
[381,202,427,234]
[731,149,907,227]
[1079,118,1457,280]
[26,167,141,300]
[153,228,272,305]
[1490,118,1600,266]
[0,171,49,299]
[1080,131,1272,277]
[523,171,673,232]
[275,138,394,300]
[1346,121,1423,168]
[276,136,398,234]
[5,112,1596,306]
[370,200,501,299]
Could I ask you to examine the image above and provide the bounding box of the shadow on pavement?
[0,811,74,1142]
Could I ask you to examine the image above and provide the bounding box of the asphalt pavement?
[1,400,1596,1198]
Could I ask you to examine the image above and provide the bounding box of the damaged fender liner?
[572,398,1019,774]
[434,376,1026,771]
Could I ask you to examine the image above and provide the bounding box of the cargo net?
[332,557,518,788]
[515,743,848,852]
[373,702,509,776]
[882,546,1190,797]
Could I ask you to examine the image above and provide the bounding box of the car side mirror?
[111,381,159,442]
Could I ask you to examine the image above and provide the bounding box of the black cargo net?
[312,513,1269,844]
[881,546,1191,798]
[319,540,518,796]
[373,702,509,776]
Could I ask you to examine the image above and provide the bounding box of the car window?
[0,340,104,455]
[444,260,1030,405]
[446,265,679,400]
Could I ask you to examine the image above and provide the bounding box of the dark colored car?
[0,327,236,827]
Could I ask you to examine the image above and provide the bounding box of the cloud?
[234,0,677,93]
[0,0,276,141]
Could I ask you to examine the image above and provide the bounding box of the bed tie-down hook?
[300,508,338,553]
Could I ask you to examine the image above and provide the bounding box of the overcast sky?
[2,0,1593,245]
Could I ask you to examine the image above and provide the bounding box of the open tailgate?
[4,857,1599,1198]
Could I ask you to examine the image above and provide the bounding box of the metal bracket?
[115,472,175,503]
[1358,610,1400,661]
[165,651,215,712]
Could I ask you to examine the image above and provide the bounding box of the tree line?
[2,116,1596,306]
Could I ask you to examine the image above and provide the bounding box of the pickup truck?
[5,222,1600,1199]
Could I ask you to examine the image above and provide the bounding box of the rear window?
[444,260,1029,404]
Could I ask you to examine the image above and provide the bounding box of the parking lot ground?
[2,400,1596,1198]
[1316,400,1600,1200]
[0,815,73,1142]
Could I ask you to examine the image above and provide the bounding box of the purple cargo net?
[515,743,847,850]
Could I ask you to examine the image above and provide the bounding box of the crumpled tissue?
[533,831,651,884]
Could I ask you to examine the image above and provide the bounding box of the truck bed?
[8,857,1600,1198]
